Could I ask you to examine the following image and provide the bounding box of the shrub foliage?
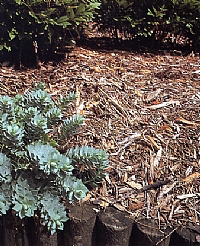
[1,0,200,63]
[0,83,109,234]
[95,0,200,49]
[0,0,100,66]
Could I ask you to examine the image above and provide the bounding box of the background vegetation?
[1,0,200,67]
[94,0,200,50]
[0,0,101,67]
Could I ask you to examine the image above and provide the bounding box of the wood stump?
[132,219,172,246]
[2,212,29,246]
[96,207,133,246]
[58,203,97,246]
[170,226,200,246]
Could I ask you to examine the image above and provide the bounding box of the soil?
[0,39,200,234]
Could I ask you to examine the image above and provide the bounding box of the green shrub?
[0,0,101,66]
[0,83,109,234]
[95,0,200,50]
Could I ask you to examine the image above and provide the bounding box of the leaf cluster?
[0,0,101,64]
[0,83,109,234]
[95,0,200,49]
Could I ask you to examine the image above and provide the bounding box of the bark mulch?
[1,45,200,238]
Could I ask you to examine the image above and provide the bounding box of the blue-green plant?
[0,83,109,234]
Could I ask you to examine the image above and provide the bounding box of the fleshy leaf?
[40,191,69,234]
[0,153,12,183]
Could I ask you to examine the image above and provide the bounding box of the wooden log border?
[0,204,200,246]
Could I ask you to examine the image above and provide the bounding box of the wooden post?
[2,211,29,246]
[59,203,97,246]
[37,230,58,246]
[0,216,3,245]
[133,219,172,246]
[33,216,58,246]
[96,207,133,246]
[170,226,200,246]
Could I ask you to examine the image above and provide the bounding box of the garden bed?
[0,44,200,245]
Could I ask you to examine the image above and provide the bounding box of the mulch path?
[1,45,200,232]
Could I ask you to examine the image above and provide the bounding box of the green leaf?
[2,124,24,148]
[12,176,38,219]
[76,3,85,15]
[56,15,71,28]
[8,28,17,40]
[46,107,62,127]
[69,178,88,201]
[59,114,84,138]
[23,89,54,111]
[58,175,88,202]
[14,0,22,4]
[66,145,109,188]
[27,142,73,176]
[88,2,101,9]
[49,140,59,148]
[0,183,12,215]
[0,84,108,235]
[59,92,77,109]
[40,191,69,234]
[70,8,75,19]
[0,95,13,113]
[0,153,12,183]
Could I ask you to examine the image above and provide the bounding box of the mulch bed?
[1,44,200,235]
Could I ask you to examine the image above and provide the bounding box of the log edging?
[1,204,200,246]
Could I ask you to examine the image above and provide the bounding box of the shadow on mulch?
[0,36,195,69]
[76,36,194,56]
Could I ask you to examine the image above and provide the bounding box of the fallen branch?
[138,179,171,193]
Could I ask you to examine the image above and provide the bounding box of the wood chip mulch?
[1,46,200,232]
